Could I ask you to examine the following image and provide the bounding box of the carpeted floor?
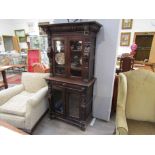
[7,74,21,85]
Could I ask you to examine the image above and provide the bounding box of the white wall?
[117,19,155,56]
[93,19,120,121]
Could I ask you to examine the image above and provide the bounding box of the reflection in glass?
[53,89,64,113]
[55,41,64,53]
[70,40,82,77]
[68,93,80,118]
[54,40,65,75]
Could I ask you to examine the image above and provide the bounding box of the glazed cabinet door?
[51,86,66,116]
[68,37,83,79]
[52,38,67,77]
[66,89,82,120]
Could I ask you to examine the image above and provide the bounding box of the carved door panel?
[66,89,82,120]
[68,38,83,78]
[52,38,67,77]
[52,86,66,116]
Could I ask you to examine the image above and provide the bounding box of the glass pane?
[54,41,65,75]
[70,40,82,77]
[68,93,80,118]
[53,89,64,114]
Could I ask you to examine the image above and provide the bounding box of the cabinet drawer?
[52,81,86,92]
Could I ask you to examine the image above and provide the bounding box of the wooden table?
[0,66,13,89]
[0,120,28,135]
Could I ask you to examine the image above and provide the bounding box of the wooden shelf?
[55,65,65,68]
[71,49,82,52]
[71,66,81,71]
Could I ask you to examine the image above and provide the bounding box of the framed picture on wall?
[19,37,27,42]
[120,32,131,46]
[15,29,25,37]
[122,19,133,29]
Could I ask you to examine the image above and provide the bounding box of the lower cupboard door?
[66,91,82,119]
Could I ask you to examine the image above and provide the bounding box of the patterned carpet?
[7,74,21,85]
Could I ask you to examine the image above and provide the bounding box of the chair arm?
[27,86,48,107]
[116,106,128,135]
[0,84,24,106]
[115,73,128,135]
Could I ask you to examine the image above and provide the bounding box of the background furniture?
[0,66,12,89]
[116,56,134,74]
[0,72,49,133]
[11,56,26,72]
[133,32,154,61]
[116,69,155,134]
[40,21,102,130]
[32,63,49,73]
[27,49,41,72]
[0,52,27,72]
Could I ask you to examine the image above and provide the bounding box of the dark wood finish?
[46,78,94,130]
[0,66,13,89]
[116,56,134,74]
[133,32,154,61]
[111,75,119,114]
[40,21,101,130]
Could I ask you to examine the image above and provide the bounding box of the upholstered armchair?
[0,72,49,133]
[116,69,155,135]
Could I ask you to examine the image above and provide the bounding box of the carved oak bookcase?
[39,21,102,130]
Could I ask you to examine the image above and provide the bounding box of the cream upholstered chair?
[0,72,49,133]
[116,69,155,135]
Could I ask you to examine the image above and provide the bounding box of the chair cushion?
[0,91,34,116]
[127,119,155,135]
[21,72,49,92]
[124,69,155,122]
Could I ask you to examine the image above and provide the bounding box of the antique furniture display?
[39,21,102,130]
[116,69,155,135]
[0,52,27,73]
[0,72,49,133]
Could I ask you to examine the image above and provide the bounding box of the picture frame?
[122,19,133,29]
[14,29,25,37]
[120,32,131,46]
[19,37,27,42]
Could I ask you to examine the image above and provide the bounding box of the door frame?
[133,32,155,62]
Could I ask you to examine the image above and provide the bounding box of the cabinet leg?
[50,113,55,119]
[81,124,86,131]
